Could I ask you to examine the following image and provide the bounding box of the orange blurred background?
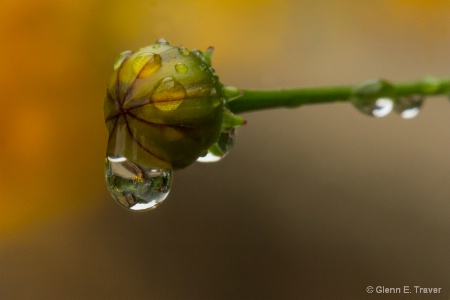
[1,0,450,299]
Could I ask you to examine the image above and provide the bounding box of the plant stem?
[227,77,450,114]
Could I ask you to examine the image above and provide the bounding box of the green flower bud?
[104,39,225,170]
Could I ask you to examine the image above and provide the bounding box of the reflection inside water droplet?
[105,157,172,211]
[395,95,423,119]
[197,129,236,163]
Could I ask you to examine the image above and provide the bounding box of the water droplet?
[133,53,153,74]
[105,157,172,211]
[395,95,423,119]
[372,98,393,117]
[197,129,236,163]
[191,50,202,57]
[210,88,217,96]
[155,38,170,45]
[179,47,190,56]
[175,63,188,74]
[152,77,187,111]
[137,53,162,78]
[196,152,222,163]
[152,44,160,49]
[352,97,393,117]
[114,50,132,70]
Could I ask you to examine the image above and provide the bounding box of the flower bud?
[104,39,224,170]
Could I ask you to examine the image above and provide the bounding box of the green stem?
[227,77,450,114]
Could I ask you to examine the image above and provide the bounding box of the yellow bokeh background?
[1,0,450,298]
[0,0,293,238]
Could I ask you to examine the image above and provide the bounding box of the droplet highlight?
[197,129,236,163]
[152,77,187,111]
[352,97,393,117]
[372,98,393,117]
[155,38,170,45]
[395,95,423,119]
[105,157,172,211]
[179,47,190,56]
[175,63,188,74]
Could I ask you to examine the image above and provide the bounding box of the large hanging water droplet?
[197,128,236,163]
[105,157,172,211]
[394,95,423,119]
[352,97,393,117]
[152,77,187,111]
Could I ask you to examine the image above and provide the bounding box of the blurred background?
[1,0,450,299]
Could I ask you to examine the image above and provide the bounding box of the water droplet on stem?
[395,95,423,119]
[352,97,393,117]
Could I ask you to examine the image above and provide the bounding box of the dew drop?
[137,54,162,78]
[152,77,187,111]
[372,98,393,117]
[191,50,202,57]
[133,53,153,74]
[113,50,132,70]
[395,95,423,119]
[196,152,222,163]
[105,157,172,211]
[175,63,188,74]
[179,46,190,56]
[155,38,170,45]
[197,129,236,163]
[352,97,393,117]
